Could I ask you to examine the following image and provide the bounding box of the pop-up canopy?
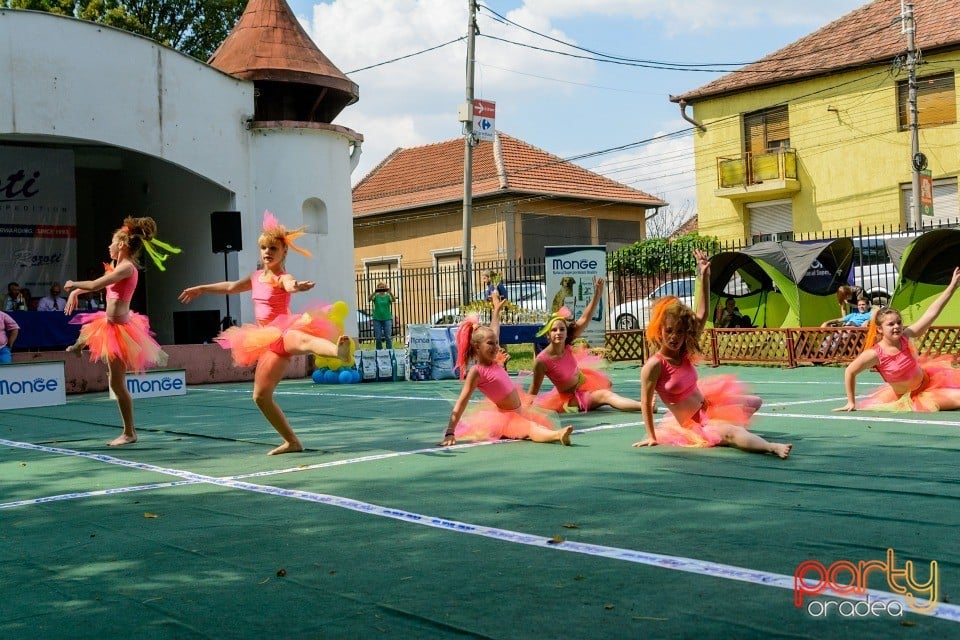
[888,228,960,324]
[708,238,854,328]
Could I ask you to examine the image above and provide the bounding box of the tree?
[645,198,697,239]
[5,0,245,61]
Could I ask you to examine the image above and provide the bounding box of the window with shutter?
[898,72,956,130]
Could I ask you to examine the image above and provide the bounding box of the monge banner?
[0,361,66,410]
[544,246,607,347]
[0,146,77,292]
[110,370,187,400]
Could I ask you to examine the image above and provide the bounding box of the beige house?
[352,131,665,280]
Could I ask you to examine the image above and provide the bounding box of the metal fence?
[355,221,959,344]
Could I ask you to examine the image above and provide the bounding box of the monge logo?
[794,549,938,617]
[0,376,59,395]
[127,376,184,394]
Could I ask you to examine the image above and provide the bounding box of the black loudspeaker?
[211,211,242,253]
[173,310,221,344]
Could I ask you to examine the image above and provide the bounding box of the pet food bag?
[429,326,457,380]
[407,324,432,381]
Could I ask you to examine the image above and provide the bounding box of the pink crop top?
[474,362,516,404]
[536,346,580,386]
[251,270,291,324]
[106,267,138,301]
[653,353,699,404]
[874,335,922,383]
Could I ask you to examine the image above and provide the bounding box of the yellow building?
[671,0,959,244]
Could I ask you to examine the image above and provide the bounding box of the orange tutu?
[536,367,611,413]
[859,356,960,411]
[215,305,340,366]
[655,375,757,447]
[70,311,167,373]
[455,388,560,441]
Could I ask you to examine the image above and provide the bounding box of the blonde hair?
[862,307,902,352]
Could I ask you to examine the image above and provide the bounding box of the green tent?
[708,238,854,328]
[888,229,960,325]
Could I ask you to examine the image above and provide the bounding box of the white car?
[609,277,697,330]
[431,281,547,325]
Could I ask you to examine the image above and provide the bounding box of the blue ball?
[351,369,362,383]
[338,369,353,384]
[311,368,325,383]
[323,369,339,384]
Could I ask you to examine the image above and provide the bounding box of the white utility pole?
[460,0,478,304]
[904,1,922,229]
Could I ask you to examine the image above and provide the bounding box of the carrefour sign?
[0,361,66,409]
[110,369,186,400]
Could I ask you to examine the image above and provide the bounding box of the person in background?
[482,270,508,302]
[835,284,865,316]
[820,296,874,328]
[37,283,68,312]
[716,297,751,328]
[368,281,395,350]
[20,288,36,311]
[3,282,27,312]
[0,310,19,363]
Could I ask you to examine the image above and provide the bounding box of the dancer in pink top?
[836,267,960,412]
[529,276,642,413]
[439,292,572,447]
[63,216,180,447]
[634,249,791,458]
[179,211,353,455]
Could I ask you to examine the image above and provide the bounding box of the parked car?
[849,234,920,306]
[610,277,696,330]
[431,281,547,325]
[357,309,374,340]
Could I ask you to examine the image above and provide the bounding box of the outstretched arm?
[179,275,253,304]
[905,267,960,338]
[693,249,711,327]
[571,277,604,339]
[490,290,505,336]
[64,263,137,313]
[439,370,479,446]
[834,350,880,411]
[633,358,661,447]
[527,359,547,396]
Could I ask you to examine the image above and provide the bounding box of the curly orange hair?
[646,296,703,358]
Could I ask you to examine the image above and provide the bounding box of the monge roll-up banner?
[0,361,66,410]
[544,246,607,347]
[0,146,77,293]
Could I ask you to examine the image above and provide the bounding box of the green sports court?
[2,361,958,639]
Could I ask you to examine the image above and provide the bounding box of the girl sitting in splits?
[528,277,642,413]
[835,266,960,412]
[634,249,791,458]
[179,211,353,455]
[439,292,573,447]
[63,216,180,447]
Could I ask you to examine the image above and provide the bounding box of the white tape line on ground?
[756,412,960,427]
[2,437,955,621]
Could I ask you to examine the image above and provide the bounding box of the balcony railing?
[715,149,799,200]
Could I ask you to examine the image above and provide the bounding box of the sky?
[287,0,869,224]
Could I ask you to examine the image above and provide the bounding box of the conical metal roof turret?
[209,0,358,123]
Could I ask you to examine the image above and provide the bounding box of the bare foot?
[107,433,138,446]
[771,443,792,459]
[66,343,83,358]
[560,426,573,446]
[268,441,305,455]
[336,335,355,365]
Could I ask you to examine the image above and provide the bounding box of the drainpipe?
[677,99,706,132]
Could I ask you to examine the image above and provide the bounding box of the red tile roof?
[673,0,960,102]
[208,0,358,101]
[352,132,666,216]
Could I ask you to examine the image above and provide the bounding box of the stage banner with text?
[0,146,77,294]
[544,246,607,347]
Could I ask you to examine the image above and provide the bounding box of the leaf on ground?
[546,535,565,544]
[276,568,287,577]
[143,512,158,519]
[604,604,615,610]
[561,523,579,529]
